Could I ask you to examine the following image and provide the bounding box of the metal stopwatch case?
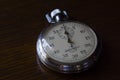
[36,9,101,73]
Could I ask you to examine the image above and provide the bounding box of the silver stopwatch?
[36,9,101,73]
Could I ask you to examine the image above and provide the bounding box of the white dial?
[41,22,97,63]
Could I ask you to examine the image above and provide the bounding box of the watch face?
[41,21,98,63]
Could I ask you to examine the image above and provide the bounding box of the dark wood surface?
[0,0,120,80]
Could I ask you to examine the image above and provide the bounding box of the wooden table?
[0,0,120,80]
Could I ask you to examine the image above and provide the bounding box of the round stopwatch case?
[36,9,101,73]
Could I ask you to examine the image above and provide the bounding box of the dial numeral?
[72,54,78,58]
[80,50,87,54]
[85,43,92,47]
[63,54,68,57]
[80,29,85,33]
[49,36,55,40]
[60,35,66,39]
[54,50,60,54]
[85,36,91,40]
[49,43,54,47]
[72,26,76,29]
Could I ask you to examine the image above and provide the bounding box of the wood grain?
[0,0,120,80]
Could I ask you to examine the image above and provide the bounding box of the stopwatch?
[36,9,101,73]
